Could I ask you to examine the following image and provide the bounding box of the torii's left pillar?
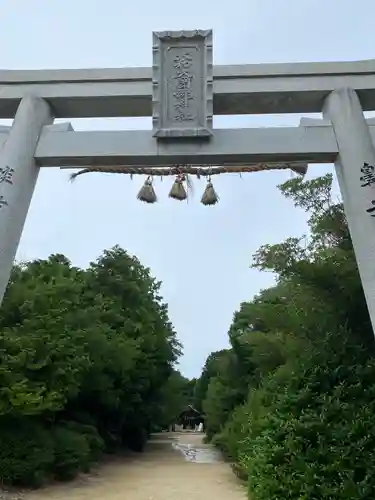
[0,95,53,304]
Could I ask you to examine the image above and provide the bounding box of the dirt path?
[22,433,246,500]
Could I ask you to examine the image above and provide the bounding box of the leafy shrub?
[0,418,53,487]
[245,337,375,499]
[52,426,91,480]
[59,421,104,461]
[212,404,247,461]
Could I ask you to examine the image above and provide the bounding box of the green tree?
[197,173,375,499]
[0,246,180,485]
[153,370,193,430]
[194,349,231,412]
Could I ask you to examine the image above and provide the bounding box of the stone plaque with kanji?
[152,29,213,139]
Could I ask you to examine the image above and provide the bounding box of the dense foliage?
[196,174,375,499]
[152,370,196,431]
[0,246,182,487]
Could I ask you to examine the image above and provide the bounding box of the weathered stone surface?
[323,88,375,340]
[152,29,213,139]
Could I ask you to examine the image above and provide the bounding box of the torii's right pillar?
[323,87,375,338]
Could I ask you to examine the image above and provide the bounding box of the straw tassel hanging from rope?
[137,176,157,203]
[201,176,219,206]
[69,162,308,205]
[169,174,188,201]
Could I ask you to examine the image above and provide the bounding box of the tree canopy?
[0,246,183,486]
[195,174,375,499]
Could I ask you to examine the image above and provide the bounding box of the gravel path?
[21,433,247,500]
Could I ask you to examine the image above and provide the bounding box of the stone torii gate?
[1,29,375,334]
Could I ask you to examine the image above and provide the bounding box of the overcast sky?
[0,0,374,378]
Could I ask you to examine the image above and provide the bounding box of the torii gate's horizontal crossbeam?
[1,60,375,118]
[30,123,375,167]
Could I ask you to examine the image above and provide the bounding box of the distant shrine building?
[176,405,205,431]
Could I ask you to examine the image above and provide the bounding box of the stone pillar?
[323,87,375,337]
[0,95,53,304]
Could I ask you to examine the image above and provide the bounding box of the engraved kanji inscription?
[0,166,14,185]
[152,29,213,138]
[366,200,375,216]
[173,52,193,69]
[172,52,195,121]
[168,49,198,124]
[360,162,375,187]
[0,195,8,208]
